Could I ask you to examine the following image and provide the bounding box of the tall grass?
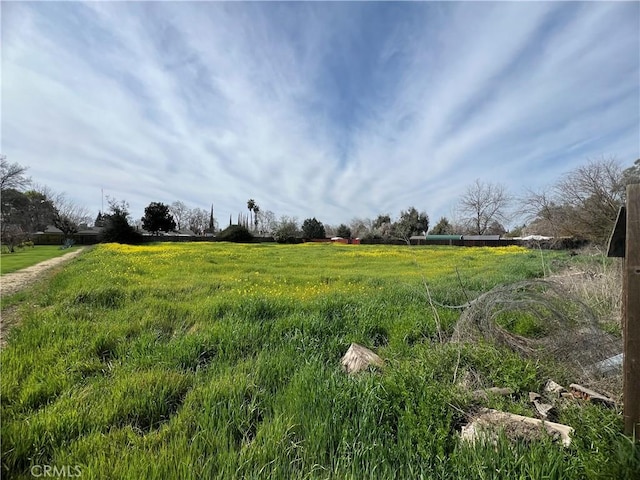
[1,243,636,479]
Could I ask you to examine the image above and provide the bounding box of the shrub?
[273,219,301,243]
[60,239,75,250]
[216,225,253,242]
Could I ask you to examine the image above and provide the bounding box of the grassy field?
[0,245,79,275]
[1,243,637,479]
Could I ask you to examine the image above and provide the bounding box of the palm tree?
[247,199,256,229]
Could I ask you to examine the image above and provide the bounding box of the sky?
[2,1,639,229]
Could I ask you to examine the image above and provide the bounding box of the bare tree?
[519,188,567,237]
[1,157,31,250]
[520,157,628,244]
[187,207,210,235]
[169,201,189,230]
[555,158,623,243]
[457,180,512,235]
[0,155,31,191]
[349,217,374,238]
[273,216,300,243]
[48,189,90,240]
[256,209,277,236]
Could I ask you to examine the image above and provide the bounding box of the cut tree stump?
[341,343,384,374]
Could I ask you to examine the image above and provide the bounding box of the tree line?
[2,154,638,250]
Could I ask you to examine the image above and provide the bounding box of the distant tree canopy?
[457,180,512,236]
[274,216,300,243]
[521,157,630,245]
[0,155,31,191]
[622,159,640,186]
[102,199,142,244]
[336,224,352,238]
[50,190,90,239]
[247,199,260,231]
[392,207,429,244]
[349,218,373,239]
[142,202,176,234]
[188,207,211,235]
[94,212,105,227]
[302,217,326,239]
[169,201,188,230]
[369,214,394,239]
[373,214,391,230]
[1,157,33,251]
[429,217,454,235]
[1,157,93,249]
[208,205,215,232]
[1,189,56,234]
[256,209,277,236]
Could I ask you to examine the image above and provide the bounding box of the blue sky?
[2,1,639,228]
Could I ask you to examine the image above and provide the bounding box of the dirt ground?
[0,247,87,347]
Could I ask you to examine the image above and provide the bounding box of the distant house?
[75,227,103,245]
[42,225,63,234]
[76,227,103,235]
[34,225,103,245]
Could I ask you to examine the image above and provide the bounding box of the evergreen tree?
[141,202,176,234]
[302,217,326,239]
[102,199,142,244]
[336,224,352,238]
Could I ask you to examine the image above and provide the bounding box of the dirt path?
[1,247,87,297]
[1,248,88,347]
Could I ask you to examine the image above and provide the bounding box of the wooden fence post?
[624,183,640,436]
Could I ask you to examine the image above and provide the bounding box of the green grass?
[0,245,80,275]
[1,243,637,479]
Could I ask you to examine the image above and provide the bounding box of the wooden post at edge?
[624,183,640,436]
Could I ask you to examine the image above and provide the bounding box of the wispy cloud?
[2,2,638,226]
